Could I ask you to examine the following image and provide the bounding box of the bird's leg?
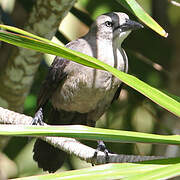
[87,120,109,164]
[94,140,109,164]
[31,107,44,125]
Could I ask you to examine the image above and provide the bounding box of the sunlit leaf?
[116,0,168,37]
[1,125,180,145]
[12,163,180,180]
[126,163,180,180]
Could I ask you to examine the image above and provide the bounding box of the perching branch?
[0,107,165,165]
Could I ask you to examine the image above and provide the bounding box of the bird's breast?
[51,42,127,114]
[51,65,121,113]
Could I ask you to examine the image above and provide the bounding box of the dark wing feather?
[111,48,128,104]
[111,83,124,104]
[36,56,69,111]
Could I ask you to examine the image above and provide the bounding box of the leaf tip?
[162,29,168,38]
[164,32,168,38]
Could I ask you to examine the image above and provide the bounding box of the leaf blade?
[11,163,179,180]
[0,125,180,145]
[116,0,168,37]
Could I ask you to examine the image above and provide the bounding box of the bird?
[32,12,143,173]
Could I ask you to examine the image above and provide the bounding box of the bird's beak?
[120,19,144,32]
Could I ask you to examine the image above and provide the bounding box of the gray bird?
[33,12,143,172]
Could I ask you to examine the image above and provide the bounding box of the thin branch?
[0,107,165,165]
[132,51,171,77]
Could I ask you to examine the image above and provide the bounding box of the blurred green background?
[0,0,180,178]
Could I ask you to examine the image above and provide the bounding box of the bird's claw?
[31,108,44,126]
[93,140,109,164]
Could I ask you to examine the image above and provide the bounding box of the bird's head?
[91,12,143,44]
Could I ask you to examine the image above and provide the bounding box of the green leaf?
[0,24,57,46]
[1,125,180,145]
[0,30,103,70]
[11,163,180,180]
[0,26,180,117]
[116,0,168,37]
[126,163,180,180]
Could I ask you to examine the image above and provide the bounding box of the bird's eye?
[105,21,113,27]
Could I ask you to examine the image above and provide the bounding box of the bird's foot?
[93,140,109,164]
[31,108,44,126]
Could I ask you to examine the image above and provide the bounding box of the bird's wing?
[36,38,90,111]
[36,56,69,111]
[111,83,124,103]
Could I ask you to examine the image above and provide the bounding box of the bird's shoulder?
[66,37,93,56]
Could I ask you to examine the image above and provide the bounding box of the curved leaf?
[116,0,168,37]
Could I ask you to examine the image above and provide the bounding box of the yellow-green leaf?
[116,0,168,37]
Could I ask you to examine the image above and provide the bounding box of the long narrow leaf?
[1,125,180,145]
[0,30,103,70]
[126,163,180,180]
[0,24,62,48]
[116,0,168,37]
[11,163,176,180]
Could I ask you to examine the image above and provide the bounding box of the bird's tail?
[33,139,67,173]
[33,108,89,172]
[33,108,68,173]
